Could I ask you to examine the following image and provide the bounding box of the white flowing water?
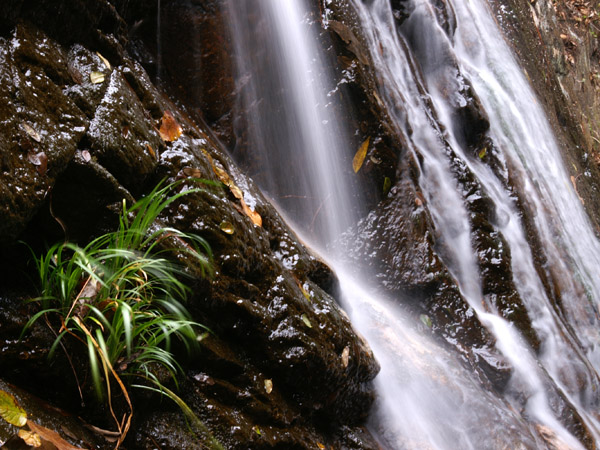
[395,0,600,442]
[224,0,600,448]
[226,0,359,248]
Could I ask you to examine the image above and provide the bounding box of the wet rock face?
[0,2,379,449]
[0,24,87,244]
[492,0,600,230]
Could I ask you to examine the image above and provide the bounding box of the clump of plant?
[23,180,221,448]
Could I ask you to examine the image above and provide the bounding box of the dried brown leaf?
[241,199,262,227]
[571,175,585,205]
[158,111,183,142]
[27,421,84,450]
[182,167,203,178]
[202,148,262,226]
[18,429,41,447]
[146,143,157,159]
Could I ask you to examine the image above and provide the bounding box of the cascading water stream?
[224,0,600,448]
[346,1,586,446]
[394,0,600,441]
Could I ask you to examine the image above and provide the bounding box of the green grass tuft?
[23,179,220,446]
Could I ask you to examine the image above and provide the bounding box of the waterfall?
[224,0,600,448]
[225,0,361,248]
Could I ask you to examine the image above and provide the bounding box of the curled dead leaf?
[158,111,183,142]
[96,52,111,70]
[202,149,231,184]
[202,149,262,226]
[68,64,83,84]
[415,191,425,207]
[213,164,231,185]
[353,137,370,173]
[571,175,585,205]
[229,183,244,200]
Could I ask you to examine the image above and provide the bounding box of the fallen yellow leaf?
[89,71,105,84]
[301,314,312,328]
[219,221,235,235]
[264,379,273,394]
[0,389,27,427]
[21,122,41,142]
[353,137,370,173]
